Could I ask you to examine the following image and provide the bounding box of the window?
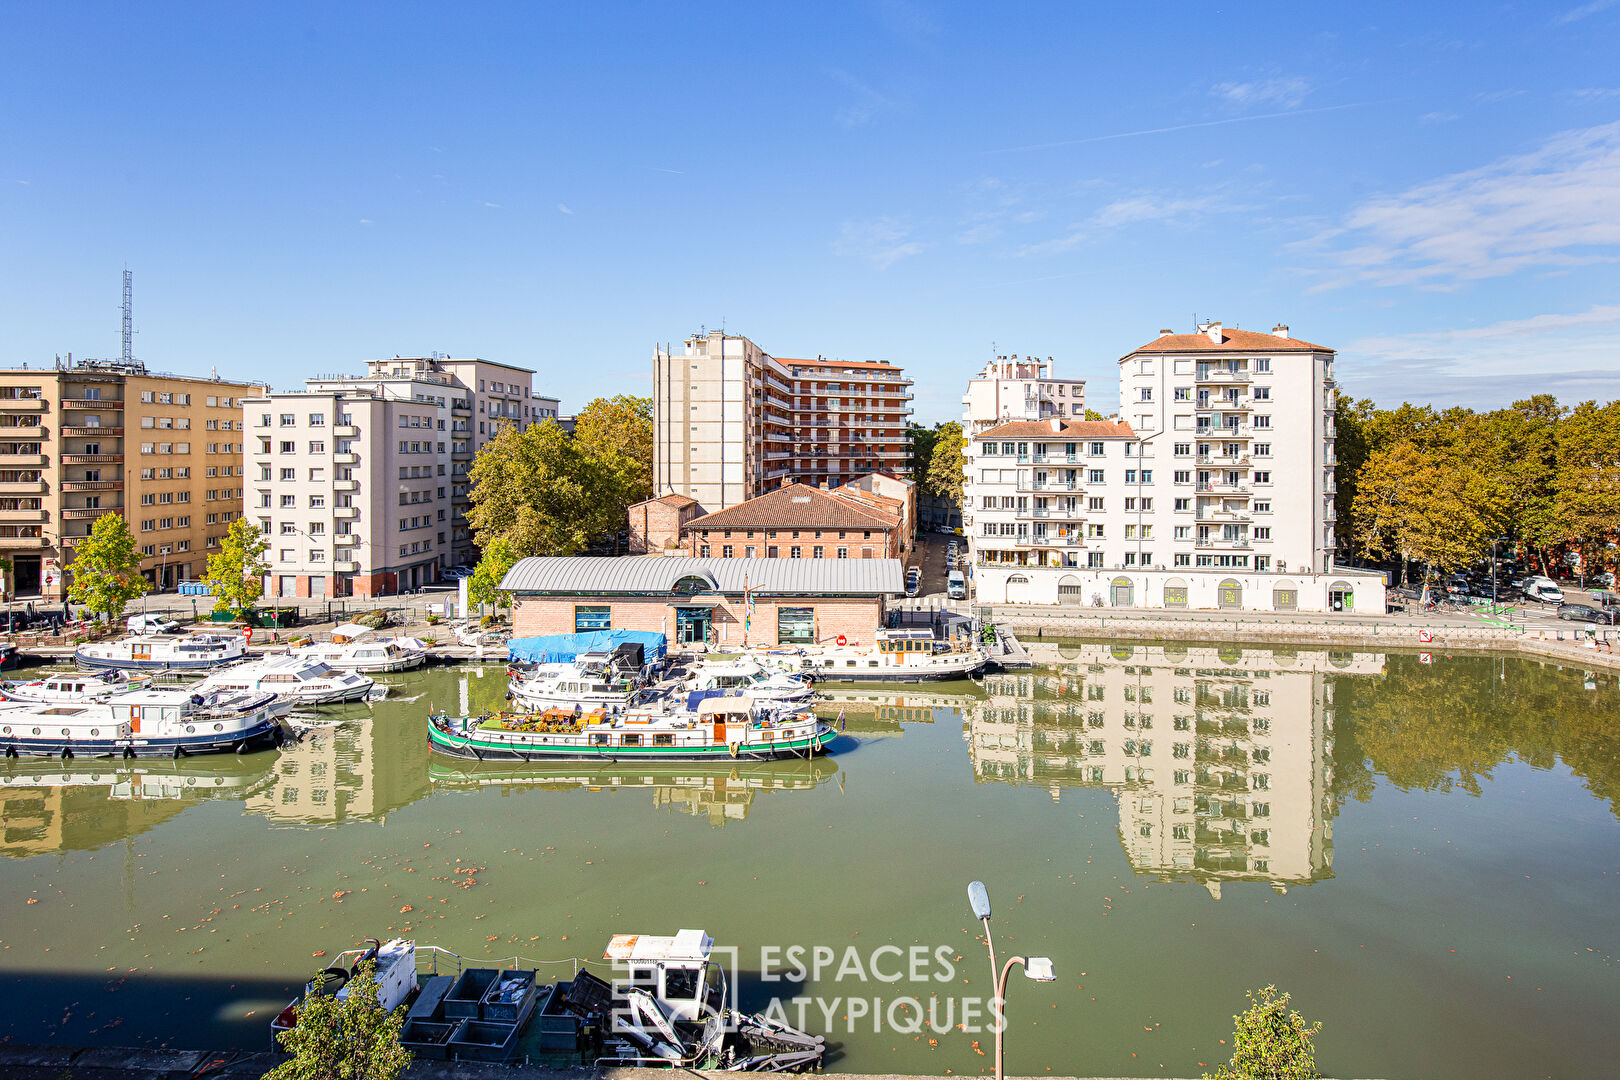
[1139,387,1152,401]
[1089,442,1104,456]
[281,522,296,534]
[1088,497,1104,511]
[778,607,814,645]
[1253,387,1270,401]
[1254,500,1271,513]
[1255,471,1272,484]
[1255,358,1271,372]
[1255,443,1271,456]
[1125,470,1136,484]
[1173,388,1190,402]
[310,495,325,509]
[574,605,611,632]
[1254,415,1271,429]
[1254,527,1271,540]
[308,441,325,454]
[1088,469,1104,483]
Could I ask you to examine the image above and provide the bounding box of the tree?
[467,536,520,611]
[572,395,653,499]
[265,961,412,1080]
[203,517,271,617]
[923,421,965,505]
[467,421,623,556]
[907,422,940,479]
[67,513,150,622]
[1204,985,1321,1080]
[1083,408,1107,422]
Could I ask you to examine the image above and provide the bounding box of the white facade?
[963,322,1385,614]
[960,354,1086,435]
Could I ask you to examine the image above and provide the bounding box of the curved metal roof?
[499,556,903,596]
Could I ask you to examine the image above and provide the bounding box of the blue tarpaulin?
[506,630,667,665]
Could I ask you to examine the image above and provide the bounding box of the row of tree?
[1336,394,1620,582]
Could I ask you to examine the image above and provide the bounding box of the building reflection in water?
[965,641,1386,897]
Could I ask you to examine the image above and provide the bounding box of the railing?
[61,453,121,464]
[61,508,111,519]
[1196,370,1251,383]
[0,398,48,410]
[60,398,123,410]
[62,426,122,437]
[60,480,122,491]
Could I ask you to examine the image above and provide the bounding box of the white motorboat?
[195,655,378,705]
[0,669,154,704]
[747,627,988,683]
[0,686,284,759]
[75,632,247,672]
[508,649,648,712]
[680,659,814,705]
[292,624,427,673]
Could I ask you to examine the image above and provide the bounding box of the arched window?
[672,575,712,595]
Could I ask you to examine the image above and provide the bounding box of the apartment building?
[961,354,1086,436]
[964,322,1385,614]
[966,641,1386,895]
[652,330,913,511]
[247,356,543,599]
[0,359,261,601]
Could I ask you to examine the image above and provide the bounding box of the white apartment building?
[653,330,912,511]
[247,356,545,599]
[965,322,1385,613]
[966,641,1386,895]
[961,354,1086,436]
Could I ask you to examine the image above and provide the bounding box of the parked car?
[442,565,474,580]
[127,613,181,635]
[1523,581,1565,605]
[1556,603,1616,624]
[947,570,967,600]
[1443,575,1469,595]
[1591,571,1616,589]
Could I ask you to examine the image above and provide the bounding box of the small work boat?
[195,655,377,705]
[0,669,153,704]
[0,686,284,759]
[748,627,988,683]
[428,693,834,762]
[292,624,428,673]
[271,930,823,1070]
[75,632,247,672]
[680,659,815,706]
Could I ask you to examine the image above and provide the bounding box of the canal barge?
[75,632,248,672]
[0,686,284,758]
[747,627,988,683]
[271,930,823,1070]
[428,693,834,762]
[0,669,154,704]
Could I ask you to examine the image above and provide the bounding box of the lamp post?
[968,880,1055,1080]
[1491,536,1509,612]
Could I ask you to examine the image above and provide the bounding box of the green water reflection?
[0,648,1616,1080]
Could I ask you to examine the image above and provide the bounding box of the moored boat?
[428,692,833,762]
[679,658,815,706]
[0,686,283,759]
[292,625,428,673]
[195,655,377,705]
[507,649,650,712]
[75,632,247,672]
[748,627,988,683]
[0,669,154,704]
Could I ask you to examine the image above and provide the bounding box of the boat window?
[589,733,609,745]
[653,733,674,746]
[621,733,642,746]
[626,966,657,991]
[664,966,699,1000]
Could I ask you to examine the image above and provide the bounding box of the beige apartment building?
[0,359,261,602]
[652,330,913,511]
[248,356,545,599]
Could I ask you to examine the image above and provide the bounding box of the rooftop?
[500,555,904,595]
[1123,324,1330,357]
[977,418,1137,440]
[683,482,898,532]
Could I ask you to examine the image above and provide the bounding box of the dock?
[986,626,1032,669]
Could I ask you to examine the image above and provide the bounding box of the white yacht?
[747,627,989,683]
[507,650,648,712]
[0,686,283,758]
[195,655,378,705]
[0,670,153,704]
[292,625,427,674]
[680,659,815,705]
[75,632,247,672]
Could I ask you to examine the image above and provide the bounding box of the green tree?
[467,536,520,611]
[66,512,150,622]
[572,395,653,499]
[203,517,271,617]
[923,421,965,505]
[907,422,940,479]
[265,962,412,1080]
[1204,986,1321,1080]
[1083,408,1107,421]
[467,420,622,556]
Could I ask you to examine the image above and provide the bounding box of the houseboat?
[679,659,815,706]
[75,632,248,672]
[195,655,378,705]
[0,670,153,704]
[747,627,988,683]
[292,625,428,673]
[0,686,284,758]
[507,650,650,712]
[429,693,834,762]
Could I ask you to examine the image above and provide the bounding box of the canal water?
[0,642,1617,1079]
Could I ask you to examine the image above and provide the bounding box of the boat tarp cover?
[507,630,667,665]
[685,688,749,712]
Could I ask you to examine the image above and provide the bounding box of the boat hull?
[73,650,242,672]
[427,722,836,762]
[0,716,284,759]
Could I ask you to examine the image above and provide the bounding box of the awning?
[669,597,724,607]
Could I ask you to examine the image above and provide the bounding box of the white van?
[1522,579,1565,605]
[947,570,967,600]
[127,613,181,635]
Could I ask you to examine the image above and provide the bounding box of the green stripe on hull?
[428,726,832,760]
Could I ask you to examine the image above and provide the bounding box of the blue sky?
[3,1,1619,424]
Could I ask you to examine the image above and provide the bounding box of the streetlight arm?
[992,955,1029,1080]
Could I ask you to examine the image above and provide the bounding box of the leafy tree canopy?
[67,512,150,622]
[203,517,271,616]
[265,961,412,1080]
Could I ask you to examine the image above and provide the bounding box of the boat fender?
[235,740,250,755]
[60,746,72,759]
[4,745,14,758]
[728,742,740,758]
[173,745,186,759]
[122,745,135,759]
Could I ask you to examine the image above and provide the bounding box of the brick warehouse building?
[500,556,902,649]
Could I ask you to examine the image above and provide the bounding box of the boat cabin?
[602,929,726,1023]
[876,628,943,664]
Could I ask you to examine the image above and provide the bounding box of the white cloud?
[359,218,373,225]
[1568,87,1620,101]
[1018,189,1243,255]
[556,203,573,215]
[1554,0,1619,25]
[833,217,925,268]
[1419,111,1459,124]
[828,68,902,127]
[1339,305,1620,407]
[483,201,502,209]
[1308,121,1620,287]
[1211,76,1310,110]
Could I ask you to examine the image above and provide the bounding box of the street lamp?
[968,880,1055,1080]
[1491,536,1509,611]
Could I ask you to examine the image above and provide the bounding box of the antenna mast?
[122,269,134,364]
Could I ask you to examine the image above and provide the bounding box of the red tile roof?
[682,482,899,532]
[977,418,1137,440]
[1123,328,1330,357]
[653,493,698,507]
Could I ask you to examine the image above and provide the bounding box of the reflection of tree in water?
[1333,653,1620,817]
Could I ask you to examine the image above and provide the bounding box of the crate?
[533,984,580,1051]
[399,1018,465,1061]
[449,1018,522,1063]
[443,968,500,1019]
[560,968,614,1020]
[480,970,538,1022]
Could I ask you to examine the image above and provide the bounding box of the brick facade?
[629,494,701,554]
[512,594,884,648]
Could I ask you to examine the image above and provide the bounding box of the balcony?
[0,397,48,411]
[334,533,359,546]
[0,453,46,466]
[334,453,359,465]
[1029,479,1079,491]
[60,480,123,492]
[1196,370,1251,384]
[334,560,359,573]
[0,534,49,547]
[61,508,113,520]
[60,398,123,410]
[0,479,44,493]
[61,453,120,464]
[335,425,359,437]
[62,426,122,437]
[0,508,45,521]
[333,507,359,519]
[334,479,358,492]
[1196,537,1251,549]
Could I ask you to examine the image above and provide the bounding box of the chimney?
[1272,323,1290,338]
[1048,418,1062,433]
[1158,329,1174,337]
[1205,321,1223,344]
